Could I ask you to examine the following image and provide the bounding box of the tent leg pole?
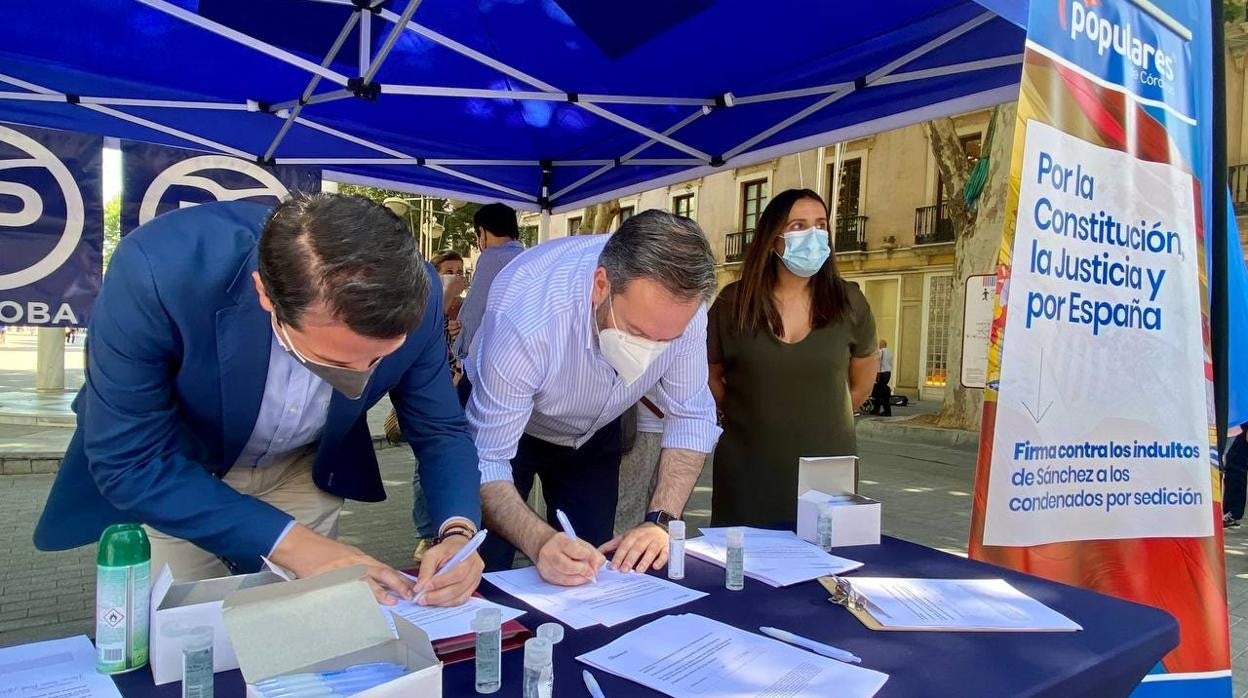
[1213,0,1230,452]
[539,210,551,243]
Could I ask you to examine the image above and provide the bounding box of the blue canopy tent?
[0,0,1027,210]
[0,0,1243,432]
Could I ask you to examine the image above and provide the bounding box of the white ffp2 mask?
[597,295,669,386]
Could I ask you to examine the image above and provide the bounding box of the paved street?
[1,435,1245,693]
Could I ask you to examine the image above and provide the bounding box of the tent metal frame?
[0,0,1022,212]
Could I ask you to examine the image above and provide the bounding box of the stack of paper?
[829,577,1083,632]
[686,527,863,587]
[484,564,707,629]
[578,614,889,698]
[382,595,526,640]
[0,635,124,698]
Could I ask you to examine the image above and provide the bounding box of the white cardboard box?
[797,456,858,498]
[797,490,881,548]
[223,565,441,698]
[149,565,285,685]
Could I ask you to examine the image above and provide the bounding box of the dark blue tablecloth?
[112,536,1177,698]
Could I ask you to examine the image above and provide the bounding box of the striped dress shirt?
[464,235,721,484]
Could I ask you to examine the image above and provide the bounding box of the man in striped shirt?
[465,210,721,585]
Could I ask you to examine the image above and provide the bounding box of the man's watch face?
[649,510,674,530]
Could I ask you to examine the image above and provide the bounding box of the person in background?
[614,392,666,536]
[871,338,894,416]
[1224,425,1247,528]
[432,250,468,364]
[466,210,720,585]
[453,203,526,407]
[387,248,469,555]
[708,189,878,528]
[35,194,484,605]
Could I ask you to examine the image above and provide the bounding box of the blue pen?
[258,671,406,693]
[759,626,862,664]
[556,510,597,583]
[414,528,489,603]
[259,676,405,698]
[256,663,405,686]
[582,669,607,698]
[256,664,407,696]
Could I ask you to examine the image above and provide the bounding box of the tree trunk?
[923,104,1016,431]
[579,200,621,234]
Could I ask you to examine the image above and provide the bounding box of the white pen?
[414,529,488,603]
[759,626,862,664]
[555,509,597,584]
[556,509,577,539]
[582,669,606,698]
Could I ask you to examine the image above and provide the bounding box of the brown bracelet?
[433,525,476,545]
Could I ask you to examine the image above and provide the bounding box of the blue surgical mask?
[777,227,831,277]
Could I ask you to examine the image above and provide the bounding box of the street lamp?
[383,196,450,259]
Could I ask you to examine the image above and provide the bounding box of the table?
[112,536,1177,697]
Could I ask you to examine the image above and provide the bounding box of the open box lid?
[799,491,878,506]
[222,565,395,683]
[153,564,284,612]
[797,456,858,496]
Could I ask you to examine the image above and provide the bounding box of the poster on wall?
[0,123,103,327]
[960,274,995,389]
[969,0,1229,694]
[120,141,321,233]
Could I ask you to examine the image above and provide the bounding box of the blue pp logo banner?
[0,123,103,327]
[120,141,321,233]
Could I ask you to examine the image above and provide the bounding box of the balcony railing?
[914,203,955,245]
[834,215,868,252]
[725,231,753,263]
[1231,164,1248,215]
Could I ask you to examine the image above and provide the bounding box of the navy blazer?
[34,201,481,569]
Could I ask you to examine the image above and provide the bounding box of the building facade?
[523,109,993,402]
[522,38,1248,403]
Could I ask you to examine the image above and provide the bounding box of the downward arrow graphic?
[1022,346,1054,423]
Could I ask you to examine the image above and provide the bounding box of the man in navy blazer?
[35,193,484,605]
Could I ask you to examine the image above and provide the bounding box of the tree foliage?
[337,183,477,255]
[103,194,121,270]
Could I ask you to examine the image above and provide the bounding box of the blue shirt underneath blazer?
[34,201,481,570]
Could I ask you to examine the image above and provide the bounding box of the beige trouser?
[145,447,343,582]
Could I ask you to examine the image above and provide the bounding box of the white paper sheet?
[687,527,863,587]
[577,614,889,698]
[381,595,526,640]
[483,565,707,628]
[843,577,1082,631]
[0,635,124,698]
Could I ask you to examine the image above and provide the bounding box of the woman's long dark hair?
[730,188,849,337]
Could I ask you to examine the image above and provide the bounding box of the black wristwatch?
[645,509,676,531]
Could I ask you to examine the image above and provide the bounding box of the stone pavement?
[1,434,1245,693]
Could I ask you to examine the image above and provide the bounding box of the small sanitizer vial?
[473,608,502,694]
[180,626,213,698]
[536,624,562,695]
[668,520,686,580]
[725,527,745,591]
[817,503,835,551]
[522,637,553,698]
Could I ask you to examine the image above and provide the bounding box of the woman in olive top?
[708,189,879,527]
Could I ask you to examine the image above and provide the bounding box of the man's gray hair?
[599,209,717,303]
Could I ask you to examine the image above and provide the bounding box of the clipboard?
[818,576,1081,633]
[819,576,897,632]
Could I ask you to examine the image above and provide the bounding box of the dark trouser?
[481,419,623,572]
[1225,433,1247,520]
[871,371,893,416]
[457,374,472,409]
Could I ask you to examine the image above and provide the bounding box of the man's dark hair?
[473,202,519,239]
[599,209,716,304]
[258,192,429,339]
[431,249,463,269]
